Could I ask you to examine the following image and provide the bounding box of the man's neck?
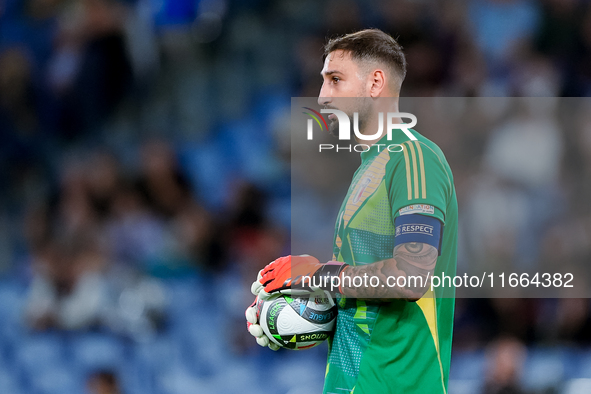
[354,100,401,145]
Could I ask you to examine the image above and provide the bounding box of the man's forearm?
[339,242,438,300]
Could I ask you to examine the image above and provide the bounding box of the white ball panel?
[276,307,322,335]
[259,295,337,350]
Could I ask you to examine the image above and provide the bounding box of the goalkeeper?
[246,29,457,394]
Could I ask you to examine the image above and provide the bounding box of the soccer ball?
[258,292,337,350]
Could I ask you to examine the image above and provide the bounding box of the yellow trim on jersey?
[414,140,427,199]
[357,324,370,335]
[354,301,367,320]
[325,363,330,377]
[418,142,453,197]
[402,141,429,200]
[407,141,420,199]
[402,144,412,200]
[416,289,447,394]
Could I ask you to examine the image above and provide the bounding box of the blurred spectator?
[136,140,194,219]
[0,47,38,135]
[483,336,528,394]
[534,0,584,96]
[50,0,132,137]
[25,230,108,330]
[22,145,170,338]
[226,182,287,279]
[467,100,563,270]
[105,181,169,270]
[24,225,167,337]
[546,298,591,345]
[87,370,122,394]
[86,150,122,220]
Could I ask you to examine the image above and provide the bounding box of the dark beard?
[328,118,339,138]
[326,99,372,139]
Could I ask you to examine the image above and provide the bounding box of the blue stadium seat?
[69,333,126,373]
[14,334,64,374]
[155,362,209,394]
[563,378,591,394]
[178,142,232,211]
[154,357,269,394]
[522,348,566,391]
[179,314,227,376]
[449,350,485,380]
[250,91,290,126]
[119,359,155,394]
[209,360,263,394]
[571,351,591,379]
[267,196,291,229]
[220,120,278,184]
[164,277,206,323]
[28,365,82,394]
[213,271,249,318]
[0,368,22,394]
[447,379,482,394]
[0,280,27,348]
[244,337,328,393]
[134,335,183,373]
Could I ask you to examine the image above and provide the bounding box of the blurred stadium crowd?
[1,0,591,393]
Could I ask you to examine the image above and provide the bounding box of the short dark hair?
[324,29,407,87]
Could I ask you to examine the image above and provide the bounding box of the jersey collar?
[359,130,415,162]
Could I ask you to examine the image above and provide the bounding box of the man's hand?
[253,255,348,300]
[245,297,280,351]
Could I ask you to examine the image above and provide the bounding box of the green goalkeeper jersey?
[324,130,457,394]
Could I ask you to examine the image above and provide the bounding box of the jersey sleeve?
[386,140,453,224]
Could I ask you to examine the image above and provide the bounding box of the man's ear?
[368,69,387,97]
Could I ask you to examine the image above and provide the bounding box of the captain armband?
[394,213,443,254]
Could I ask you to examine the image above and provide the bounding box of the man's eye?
[332,77,340,84]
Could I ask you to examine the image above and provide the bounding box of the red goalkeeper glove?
[252,255,348,299]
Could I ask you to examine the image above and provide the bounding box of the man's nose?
[318,84,332,106]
